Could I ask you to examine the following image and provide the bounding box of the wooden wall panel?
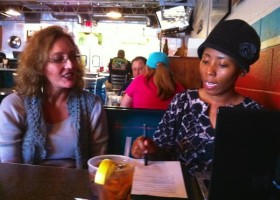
[169,57,201,89]
[271,45,280,92]
[236,48,273,90]
[236,46,280,110]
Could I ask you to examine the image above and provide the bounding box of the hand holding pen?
[131,125,157,163]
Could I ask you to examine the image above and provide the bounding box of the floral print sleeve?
[153,89,262,176]
[153,91,188,154]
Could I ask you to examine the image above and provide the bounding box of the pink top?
[125,75,185,110]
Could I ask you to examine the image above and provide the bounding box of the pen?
[143,124,148,166]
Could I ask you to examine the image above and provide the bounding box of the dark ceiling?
[0,0,195,24]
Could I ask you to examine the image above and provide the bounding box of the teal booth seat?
[0,69,16,104]
[104,106,165,156]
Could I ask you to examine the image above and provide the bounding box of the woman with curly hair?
[0,26,108,169]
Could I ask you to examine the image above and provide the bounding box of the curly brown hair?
[15,25,85,97]
[145,63,176,100]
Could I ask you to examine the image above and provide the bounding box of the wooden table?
[0,163,203,200]
[0,163,91,200]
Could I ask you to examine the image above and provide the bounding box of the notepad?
[131,160,188,199]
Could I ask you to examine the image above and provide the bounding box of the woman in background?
[0,26,108,169]
[120,52,184,110]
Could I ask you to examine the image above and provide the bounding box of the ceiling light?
[5,9,21,16]
[106,11,122,19]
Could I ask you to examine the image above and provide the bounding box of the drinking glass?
[105,91,116,105]
[87,155,135,200]
[111,95,122,106]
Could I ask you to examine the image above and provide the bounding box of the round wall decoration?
[8,36,22,49]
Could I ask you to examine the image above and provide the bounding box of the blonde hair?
[145,63,177,100]
[15,25,85,97]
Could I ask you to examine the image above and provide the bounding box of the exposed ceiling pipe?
[50,12,157,26]
[51,13,78,21]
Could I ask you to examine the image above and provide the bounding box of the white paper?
[131,160,188,198]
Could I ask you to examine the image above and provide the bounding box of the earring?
[240,71,246,77]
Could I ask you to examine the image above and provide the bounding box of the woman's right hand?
[131,136,157,158]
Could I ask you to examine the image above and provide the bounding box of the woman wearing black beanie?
[131,19,263,176]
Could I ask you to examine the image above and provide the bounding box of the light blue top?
[0,91,108,169]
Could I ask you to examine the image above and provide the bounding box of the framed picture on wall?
[27,30,36,41]
[208,0,232,35]
[161,37,183,56]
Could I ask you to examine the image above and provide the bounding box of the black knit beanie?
[197,19,261,72]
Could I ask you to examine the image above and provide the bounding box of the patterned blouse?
[153,89,262,176]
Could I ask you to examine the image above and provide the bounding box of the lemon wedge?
[94,159,117,185]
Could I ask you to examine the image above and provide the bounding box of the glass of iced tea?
[87,155,135,200]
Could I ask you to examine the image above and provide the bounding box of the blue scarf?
[22,90,95,169]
